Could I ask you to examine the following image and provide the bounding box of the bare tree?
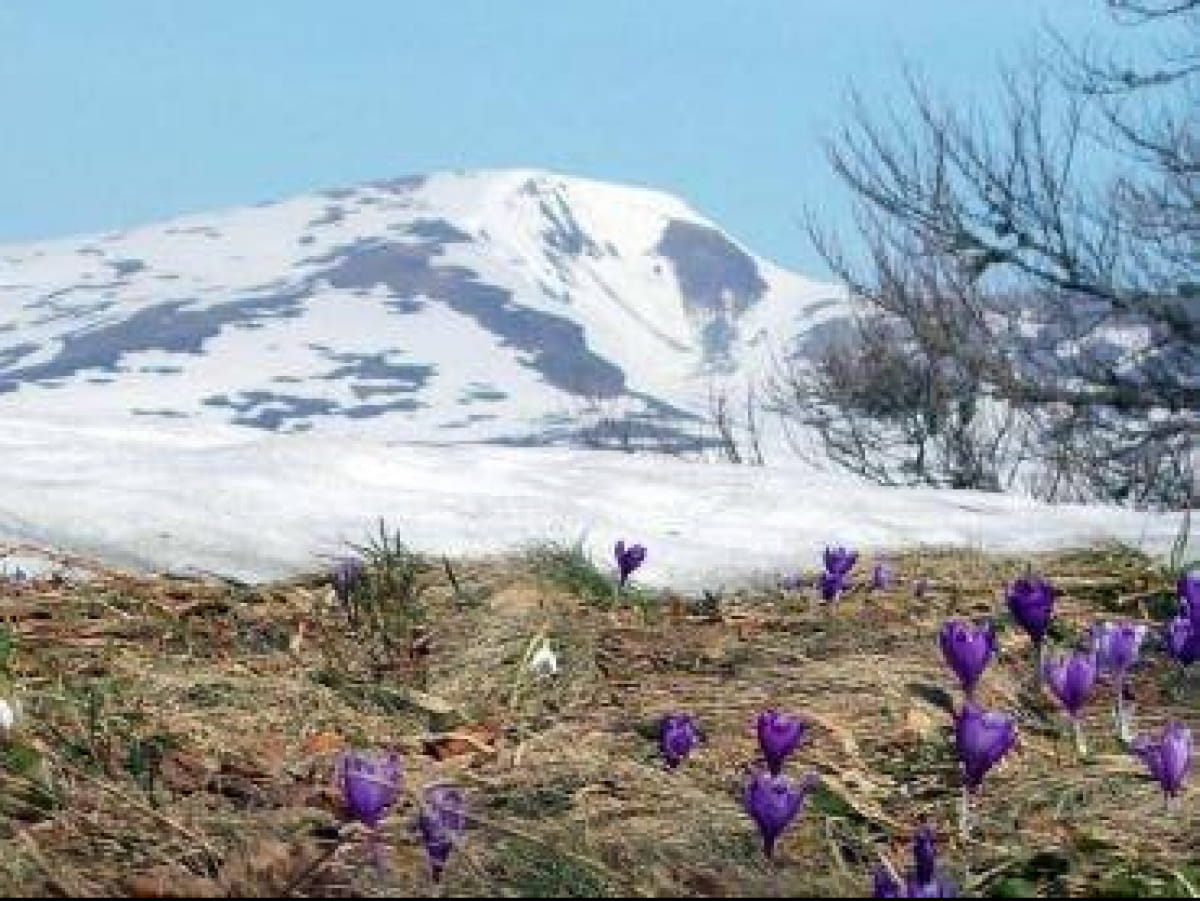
[787,0,1198,507]
[769,255,1030,489]
[707,379,766,466]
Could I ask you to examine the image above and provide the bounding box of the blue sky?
[1,1,1118,273]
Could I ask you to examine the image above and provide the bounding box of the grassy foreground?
[0,539,1194,897]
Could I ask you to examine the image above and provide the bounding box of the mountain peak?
[0,169,842,447]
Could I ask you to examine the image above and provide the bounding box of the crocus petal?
[911,825,937,886]
[824,546,858,578]
[819,571,848,602]
[1178,571,1200,620]
[906,875,959,898]
[0,698,19,733]
[871,561,896,591]
[872,866,902,898]
[529,640,558,675]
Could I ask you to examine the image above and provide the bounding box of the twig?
[279,835,346,898]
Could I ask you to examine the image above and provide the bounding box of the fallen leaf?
[125,866,224,898]
[423,721,500,760]
[158,748,212,794]
[303,731,346,755]
[219,838,325,896]
[900,705,942,744]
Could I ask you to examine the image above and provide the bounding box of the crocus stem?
[1114,681,1134,744]
[368,830,387,875]
[1071,718,1088,757]
[1113,684,1123,739]
[958,786,973,840]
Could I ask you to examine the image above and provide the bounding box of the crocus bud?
[1091,622,1148,676]
[871,560,896,591]
[418,784,467,882]
[939,620,997,697]
[335,750,402,830]
[614,540,647,587]
[1178,571,1200,621]
[659,713,700,769]
[1006,575,1056,646]
[1165,616,1200,666]
[331,557,363,607]
[1132,721,1192,802]
[756,710,808,775]
[529,639,559,676]
[954,703,1017,794]
[744,771,819,859]
[1041,650,1098,720]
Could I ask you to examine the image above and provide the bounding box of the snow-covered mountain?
[0,169,845,447]
[0,171,1186,586]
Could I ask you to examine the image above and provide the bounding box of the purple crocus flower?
[908,826,956,897]
[1165,616,1200,666]
[873,867,902,898]
[743,771,819,859]
[1041,650,1099,720]
[1006,574,1056,646]
[659,713,700,769]
[1178,571,1200,620]
[614,540,647,588]
[911,826,937,887]
[417,784,467,883]
[1091,622,1148,676]
[757,710,808,775]
[938,620,997,697]
[954,703,1017,794]
[824,546,858,578]
[871,827,957,898]
[335,749,402,829]
[819,570,849,603]
[871,560,896,591]
[1092,621,1148,743]
[331,557,363,607]
[1132,721,1192,803]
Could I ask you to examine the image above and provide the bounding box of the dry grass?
[0,539,1194,897]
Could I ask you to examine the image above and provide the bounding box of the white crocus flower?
[0,698,21,734]
[528,640,559,676]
